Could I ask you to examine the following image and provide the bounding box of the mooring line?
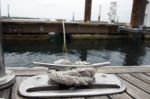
[62,20,68,58]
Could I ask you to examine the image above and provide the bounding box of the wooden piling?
[130,0,148,28]
[84,0,92,22]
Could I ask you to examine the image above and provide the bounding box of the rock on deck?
[0,66,150,99]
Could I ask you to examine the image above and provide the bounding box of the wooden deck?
[0,66,150,99]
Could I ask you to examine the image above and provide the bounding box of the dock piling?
[84,0,92,22]
[130,0,148,27]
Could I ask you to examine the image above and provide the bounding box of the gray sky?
[1,0,133,23]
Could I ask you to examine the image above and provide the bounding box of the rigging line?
[62,20,68,57]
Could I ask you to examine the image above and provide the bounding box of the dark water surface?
[3,38,150,67]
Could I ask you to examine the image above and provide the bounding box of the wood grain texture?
[0,87,11,99]
[7,67,48,76]
[117,75,150,99]
[109,92,133,99]
[118,74,150,93]
[6,66,150,75]
[96,66,150,73]
[130,73,150,84]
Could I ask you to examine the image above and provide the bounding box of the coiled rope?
[48,67,96,86]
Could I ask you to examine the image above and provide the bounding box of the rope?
[62,20,68,55]
[48,67,96,86]
[51,22,96,86]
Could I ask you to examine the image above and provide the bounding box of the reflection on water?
[123,37,145,66]
[3,38,150,67]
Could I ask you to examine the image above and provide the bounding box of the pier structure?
[1,0,150,37]
[83,0,150,28]
[1,19,118,34]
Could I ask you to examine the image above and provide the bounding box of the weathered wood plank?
[0,86,12,99]
[117,75,150,99]
[130,73,150,84]
[109,92,133,99]
[6,66,150,75]
[96,66,150,73]
[118,74,150,94]
[7,67,48,76]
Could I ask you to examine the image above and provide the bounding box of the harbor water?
[3,38,150,67]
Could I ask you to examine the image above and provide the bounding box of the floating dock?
[2,18,150,40]
[2,18,130,40]
[0,66,150,99]
[2,18,119,34]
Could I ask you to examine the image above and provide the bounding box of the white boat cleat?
[32,61,110,70]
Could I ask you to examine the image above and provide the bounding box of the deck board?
[117,75,150,99]
[109,92,133,99]
[118,74,150,93]
[130,73,150,84]
[0,87,12,99]
[0,67,150,99]
[7,66,150,75]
